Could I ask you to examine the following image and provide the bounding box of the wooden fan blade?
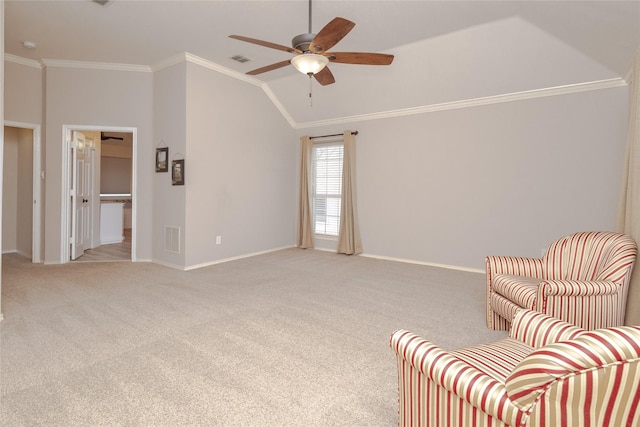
[327,52,394,65]
[310,17,355,53]
[246,60,292,75]
[229,35,302,54]
[314,66,335,86]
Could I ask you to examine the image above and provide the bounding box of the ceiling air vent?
[231,55,250,64]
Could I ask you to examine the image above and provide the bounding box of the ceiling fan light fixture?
[291,53,329,75]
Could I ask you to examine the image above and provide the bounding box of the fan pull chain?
[309,74,313,107]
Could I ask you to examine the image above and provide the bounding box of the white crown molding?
[260,84,297,128]
[625,62,635,84]
[5,52,628,131]
[158,54,628,130]
[181,53,296,126]
[152,52,262,87]
[185,52,261,87]
[149,53,186,72]
[40,58,151,73]
[5,53,42,69]
[294,78,628,129]
[154,52,297,128]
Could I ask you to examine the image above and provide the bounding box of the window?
[312,143,343,236]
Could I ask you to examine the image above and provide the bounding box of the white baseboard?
[2,249,34,259]
[151,258,187,271]
[359,252,484,274]
[310,246,335,253]
[184,245,295,271]
[17,249,32,259]
[306,247,484,274]
[150,246,296,271]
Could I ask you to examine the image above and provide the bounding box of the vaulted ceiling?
[5,1,640,126]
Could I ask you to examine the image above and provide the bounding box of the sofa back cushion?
[542,232,637,282]
[510,309,584,348]
[505,326,640,416]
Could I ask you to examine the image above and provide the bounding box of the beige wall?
[1,126,32,257]
[299,85,629,270]
[2,127,17,253]
[184,61,296,268]
[4,60,43,264]
[43,67,153,263]
[1,0,5,317]
[16,127,33,256]
[152,59,297,269]
[101,157,131,194]
[4,60,42,125]
[101,134,133,195]
[152,62,187,267]
[1,51,631,273]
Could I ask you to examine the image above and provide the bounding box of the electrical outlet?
[216,236,222,245]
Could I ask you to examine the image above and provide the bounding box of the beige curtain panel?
[337,131,363,255]
[618,49,640,326]
[296,136,314,249]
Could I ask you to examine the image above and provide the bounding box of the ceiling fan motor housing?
[292,33,316,52]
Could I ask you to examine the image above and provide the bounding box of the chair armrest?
[537,280,625,329]
[486,256,544,278]
[510,309,584,348]
[539,280,620,297]
[506,326,640,413]
[391,330,516,423]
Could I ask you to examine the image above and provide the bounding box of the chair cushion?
[451,337,534,384]
[492,274,540,309]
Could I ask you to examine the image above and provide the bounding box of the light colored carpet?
[1,248,507,426]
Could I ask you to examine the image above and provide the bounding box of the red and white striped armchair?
[486,231,637,330]
[390,309,640,427]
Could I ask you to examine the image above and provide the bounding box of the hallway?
[72,229,131,263]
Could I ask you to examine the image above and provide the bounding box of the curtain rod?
[310,130,358,140]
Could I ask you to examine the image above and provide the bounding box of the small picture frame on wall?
[156,147,169,172]
[172,159,185,186]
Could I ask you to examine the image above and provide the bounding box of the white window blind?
[312,143,344,236]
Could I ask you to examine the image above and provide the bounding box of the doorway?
[2,122,42,263]
[61,125,137,263]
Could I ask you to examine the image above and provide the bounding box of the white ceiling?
[5,1,640,125]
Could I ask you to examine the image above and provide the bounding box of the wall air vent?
[165,226,180,254]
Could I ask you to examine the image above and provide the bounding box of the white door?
[70,131,92,260]
[82,137,94,250]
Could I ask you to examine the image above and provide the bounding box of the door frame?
[4,120,42,263]
[61,125,137,263]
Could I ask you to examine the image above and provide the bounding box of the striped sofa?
[486,231,637,331]
[390,309,640,427]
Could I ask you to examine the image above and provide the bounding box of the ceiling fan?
[229,0,394,86]
[101,132,124,141]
